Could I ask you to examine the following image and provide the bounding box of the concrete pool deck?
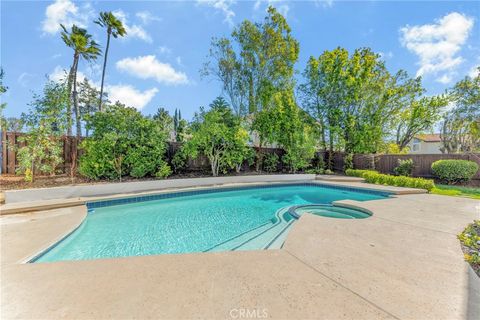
[1,180,479,319]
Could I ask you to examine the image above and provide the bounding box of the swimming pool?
[33,183,389,263]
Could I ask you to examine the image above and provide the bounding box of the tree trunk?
[66,60,75,136]
[99,30,111,111]
[72,54,81,138]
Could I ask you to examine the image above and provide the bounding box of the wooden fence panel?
[2,131,479,182]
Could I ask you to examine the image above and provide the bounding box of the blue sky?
[1,0,479,120]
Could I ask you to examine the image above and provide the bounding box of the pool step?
[204,222,273,252]
[233,220,291,251]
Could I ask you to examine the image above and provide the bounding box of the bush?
[361,171,435,191]
[263,153,279,172]
[394,159,414,176]
[345,169,377,178]
[155,163,172,179]
[79,104,169,180]
[431,160,479,184]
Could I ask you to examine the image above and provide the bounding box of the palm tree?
[60,24,101,138]
[95,12,126,111]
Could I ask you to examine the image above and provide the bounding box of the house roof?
[415,134,441,142]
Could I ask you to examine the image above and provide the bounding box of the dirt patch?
[0,171,290,191]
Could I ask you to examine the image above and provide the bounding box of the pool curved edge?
[23,205,88,264]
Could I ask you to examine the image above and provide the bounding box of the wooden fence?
[324,151,480,182]
[0,132,286,175]
[1,131,479,183]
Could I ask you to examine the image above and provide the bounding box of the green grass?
[431,184,480,200]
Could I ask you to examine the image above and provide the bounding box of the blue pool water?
[34,184,388,263]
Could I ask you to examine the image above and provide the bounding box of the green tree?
[0,68,8,131]
[441,68,480,153]
[22,78,70,134]
[270,89,316,172]
[202,6,299,116]
[153,107,173,137]
[95,12,126,111]
[78,78,106,137]
[61,24,101,137]
[16,79,68,182]
[182,100,249,176]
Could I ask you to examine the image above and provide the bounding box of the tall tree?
[0,68,8,131]
[202,6,299,116]
[441,68,480,153]
[95,12,126,111]
[61,24,101,138]
[153,107,173,137]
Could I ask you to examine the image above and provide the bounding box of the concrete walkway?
[1,183,479,319]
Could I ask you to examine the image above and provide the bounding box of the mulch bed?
[0,171,288,191]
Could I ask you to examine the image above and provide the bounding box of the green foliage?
[79,103,168,180]
[458,221,480,274]
[203,6,298,116]
[441,68,479,153]
[155,162,172,179]
[431,160,479,185]
[393,159,414,176]
[360,171,435,191]
[15,79,68,182]
[343,153,354,172]
[324,169,334,175]
[345,169,377,178]
[181,100,249,176]
[16,124,63,182]
[153,107,173,135]
[263,153,279,172]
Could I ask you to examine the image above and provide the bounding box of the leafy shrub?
[263,153,279,172]
[181,102,249,176]
[305,168,325,174]
[172,148,188,173]
[79,104,169,180]
[345,169,377,178]
[361,171,435,191]
[155,163,172,179]
[16,124,63,182]
[393,159,414,176]
[431,160,479,184]
[324,169,334,175]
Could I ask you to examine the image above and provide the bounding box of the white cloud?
[379,51,394,60]
[400,12,474,84]
[116,55,189,85]
[113,10,152,43]
[158,46,172,55]
[17,73,36,87]
[314,0,334,8]
[468,65,479,78]
[105,85,158,110]
[42,0,92,35]
[253,1,290,17]
[436,74,453,84]
[197,0,236,27]
[136,11,161,24]
[49,65,87,84]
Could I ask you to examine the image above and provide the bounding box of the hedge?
[431,160,479,184]
[346,169,435,191]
